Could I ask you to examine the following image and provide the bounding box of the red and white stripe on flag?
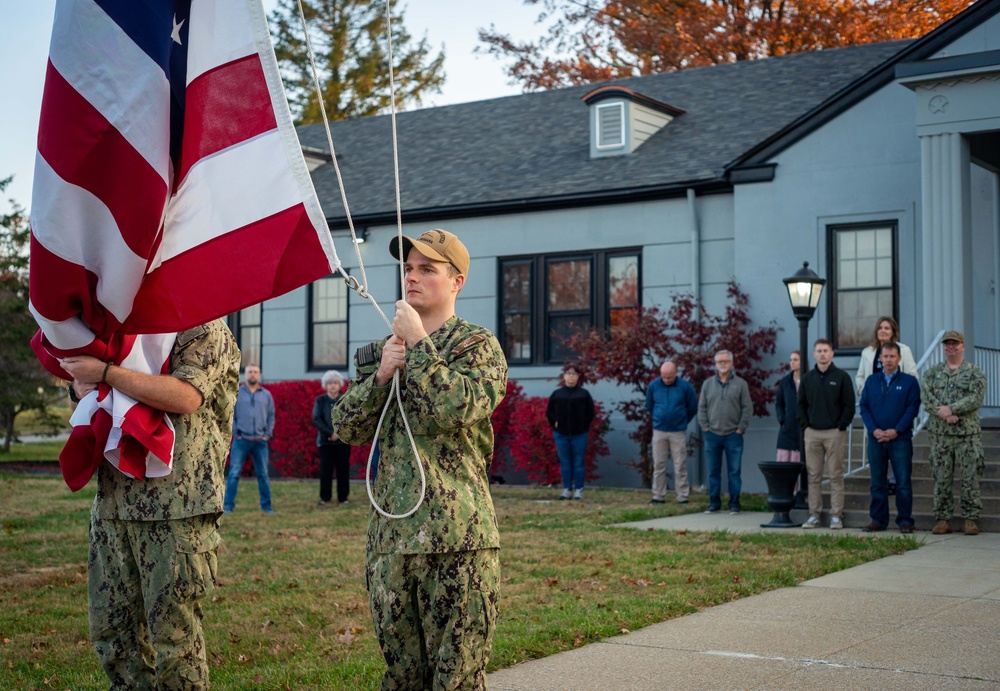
[29,0,340,490]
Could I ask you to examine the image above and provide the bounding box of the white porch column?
[920,132,972,347]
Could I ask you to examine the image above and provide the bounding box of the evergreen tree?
[0,176,62,452]
[270,0,446,123]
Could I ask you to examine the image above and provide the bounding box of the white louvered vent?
[596,103,625,149]
[583,86,685,159]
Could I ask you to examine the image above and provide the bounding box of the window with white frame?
[227,304,261,370]
[828,222,897,351]
[309,274,349,370]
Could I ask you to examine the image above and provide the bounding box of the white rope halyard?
[294,0,425,519]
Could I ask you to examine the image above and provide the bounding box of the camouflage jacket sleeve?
[950,365,987,416]
[921,366,943,414]
[402,327,507,434]
[330,339,391,446]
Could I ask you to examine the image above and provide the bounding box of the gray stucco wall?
[255,21,1000,494]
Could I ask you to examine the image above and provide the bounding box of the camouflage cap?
[388,229,470,277]
[942,330,965,344]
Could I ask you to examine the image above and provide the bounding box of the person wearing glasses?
[922,331,987,535]
[697,350,752,514]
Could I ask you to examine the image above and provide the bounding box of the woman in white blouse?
[855,316,918,394]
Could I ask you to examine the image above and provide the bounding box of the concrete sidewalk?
[488,512,1000,690]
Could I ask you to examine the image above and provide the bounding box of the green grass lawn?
[13,406,72,435]
[0,440,64,462]
[0,473,916,690]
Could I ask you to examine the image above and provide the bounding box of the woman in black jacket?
[775,351,801,462]
[313,371,351,505]
[545,363,595,501]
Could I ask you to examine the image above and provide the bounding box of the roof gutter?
[323,178,732,229]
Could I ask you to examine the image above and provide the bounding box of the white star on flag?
[171,14,184,45]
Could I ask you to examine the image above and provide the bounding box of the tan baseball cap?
[942,330,964,344]
[388,229,470,277]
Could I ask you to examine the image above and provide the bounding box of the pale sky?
[0,0,543,213]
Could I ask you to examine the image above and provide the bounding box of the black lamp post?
[782,262,826,509]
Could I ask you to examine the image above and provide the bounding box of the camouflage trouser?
[367,548,500,691]
[930,434,985,520]
[88,513,221,690]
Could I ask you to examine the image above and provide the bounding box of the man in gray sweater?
[697,350,753,514]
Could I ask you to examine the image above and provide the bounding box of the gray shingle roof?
[298,40,911,226]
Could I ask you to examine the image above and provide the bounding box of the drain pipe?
[688,188,700,307]
[687,187,705,489]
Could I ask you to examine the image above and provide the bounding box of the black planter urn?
[758,461,805,528]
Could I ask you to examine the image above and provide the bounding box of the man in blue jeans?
[697,350,753,514]
[224,364,276,513]
[859,342,920,533]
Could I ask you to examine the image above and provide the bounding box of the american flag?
[29,0,341,490]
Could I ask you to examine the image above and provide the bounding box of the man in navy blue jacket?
[859,342,921,533]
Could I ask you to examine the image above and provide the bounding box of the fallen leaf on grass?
[619,628,630,634]
[544,577,559,587]
[339,631,355,645]
[573,635,584,647]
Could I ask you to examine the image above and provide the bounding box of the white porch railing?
[845,329,947,476]
[975,345,1000,408]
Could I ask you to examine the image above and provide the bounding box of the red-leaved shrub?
[266,379,324,478]
[490,380,524,468]
[255,377,610,483]
[504,396,609,485]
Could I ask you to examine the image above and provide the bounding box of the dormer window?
[583,86,684,158]
[596,102,625,149]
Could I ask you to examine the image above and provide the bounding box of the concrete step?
[844,458,1000,479]
[790,507,1000,532]
[844,476,1000,496]
[837,492,1000,514]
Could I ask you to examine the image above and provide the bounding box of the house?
[235,0,1000,490]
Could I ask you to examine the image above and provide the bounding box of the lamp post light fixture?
[783,261,826,322]
[782,262,826,510]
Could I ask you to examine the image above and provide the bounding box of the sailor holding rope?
[332,229,507,690]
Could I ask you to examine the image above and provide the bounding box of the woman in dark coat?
[545,363,596,501]
[313,370,351,505]
[775,351,801,462]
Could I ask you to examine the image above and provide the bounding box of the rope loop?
[296,0,424,521]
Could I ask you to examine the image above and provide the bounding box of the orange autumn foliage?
[479,0,972,90]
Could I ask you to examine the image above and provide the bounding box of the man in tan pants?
[797,339,856,529]
[646,361,698,504]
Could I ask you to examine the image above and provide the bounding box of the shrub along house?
[235,0,1000,490]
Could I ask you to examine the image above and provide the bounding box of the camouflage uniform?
[89,320,239,690]
[922,360,986,520]
[333,316,507,690]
